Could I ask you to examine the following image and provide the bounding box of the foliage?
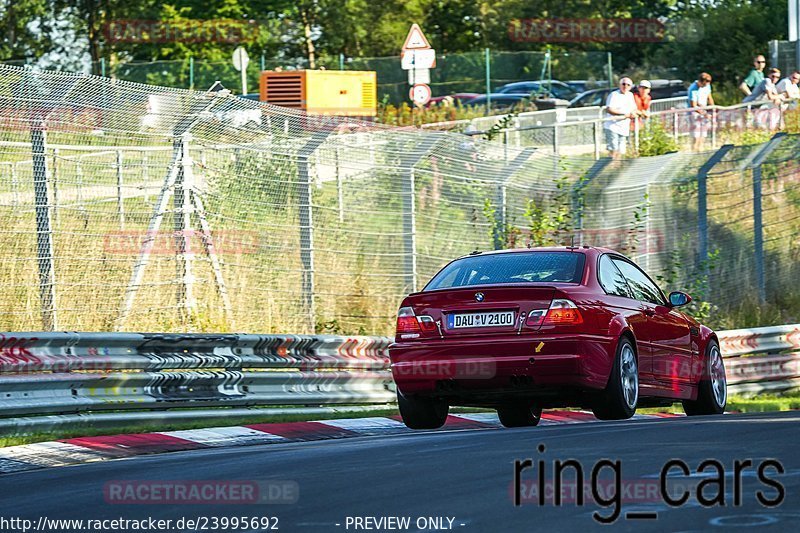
[376,99,484,126]
[637,120,679,157]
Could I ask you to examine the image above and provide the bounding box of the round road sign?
[410,84,432,106]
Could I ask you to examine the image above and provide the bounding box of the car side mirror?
[668,291,692,307]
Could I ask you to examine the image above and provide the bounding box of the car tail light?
[396,306,420,337]
[543,299,583,325]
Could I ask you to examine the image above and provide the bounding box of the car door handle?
[643,309,655,316]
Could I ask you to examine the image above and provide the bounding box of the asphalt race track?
[0,411,797,532]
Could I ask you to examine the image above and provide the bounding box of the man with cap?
[604,77,638,159]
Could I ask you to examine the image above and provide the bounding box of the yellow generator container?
[259,70,377,117]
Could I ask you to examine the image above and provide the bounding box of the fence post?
[298,132,329,333]
[673,111,679,143]
[696,144,734,278]
[749,133,786,304]
[189,57,194,90]
[606,52,613,89]
[339,53,345,70]
[116,150,125,229]
[51,147,58,225]
[31,120,58,330]
[494,148,536,250]
[484,48,492,114]
[400,136,440,293]
[593,113,601,160]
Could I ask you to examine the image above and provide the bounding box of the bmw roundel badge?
[475,292,485,302]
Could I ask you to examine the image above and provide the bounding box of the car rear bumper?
[389,333,616,397]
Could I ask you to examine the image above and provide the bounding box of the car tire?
[497,404,542,428]
[397,390,449,429]
[682,340,726,416]
[593,337,638,420]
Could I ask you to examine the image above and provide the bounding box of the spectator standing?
[739,55,766,97]
[776,71,800,100]
[604,77,638,159]
[632,80,652,134]
[687,72,714,151]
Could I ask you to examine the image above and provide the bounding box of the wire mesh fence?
[0,64,798,336]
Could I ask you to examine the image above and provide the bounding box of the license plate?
[447,311,515,329]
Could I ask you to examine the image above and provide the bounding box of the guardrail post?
[31,119,58,331]
[749,133,786,304]
[696,144,734,278]
[298,132,329,333]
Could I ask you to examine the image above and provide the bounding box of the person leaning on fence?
[632,80,652,134]
[739,54,766,97]
[776,71,800,102]
[603,77,638,159]
[687,72,714,152]
[743,68,784,131]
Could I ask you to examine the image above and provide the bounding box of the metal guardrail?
[0,325,796,433]
[719,324,800,395]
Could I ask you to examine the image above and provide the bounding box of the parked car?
[565,80,609,93]
[462,93,536,112]
[568,88,612,108]
[389,246,726,429]
[639,79,687,100]
[427,93,479,106]
[495,80,578,101]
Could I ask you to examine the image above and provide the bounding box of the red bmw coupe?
[389,247,727,429]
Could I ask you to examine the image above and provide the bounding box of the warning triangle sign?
[402,24,431,50]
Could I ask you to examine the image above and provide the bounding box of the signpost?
[401,24,435,106]
[232,46,250,95]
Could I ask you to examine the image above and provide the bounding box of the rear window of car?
[423,252,586,291]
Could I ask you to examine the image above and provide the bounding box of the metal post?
[261,54,266,72]
[298,133,328,333]
[494,148,536,250]
[752,164,765,304]
[749,133,786,303]
[593,119,600,160]
[606,52,613,89]
[673,111,679,143]
[100,57,106,77]
[336,147,344,223]
[696,144,734,273]
[711,107,717,148]
[189,56,194,90]
[485,48,491,114]
[51,147,58,225]
[400,136,441,293]
[634,117,640,152]
[174,136,196,323]
[31,122,58,330]
[116,150,125,229]
[339,53,345,70]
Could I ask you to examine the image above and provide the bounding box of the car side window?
[611,258,665,305]
[598,255,632,298]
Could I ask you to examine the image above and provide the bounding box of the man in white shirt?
[776,71,800,100]
[603,77,638,159]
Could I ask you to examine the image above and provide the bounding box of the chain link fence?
[0,65,798,335]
